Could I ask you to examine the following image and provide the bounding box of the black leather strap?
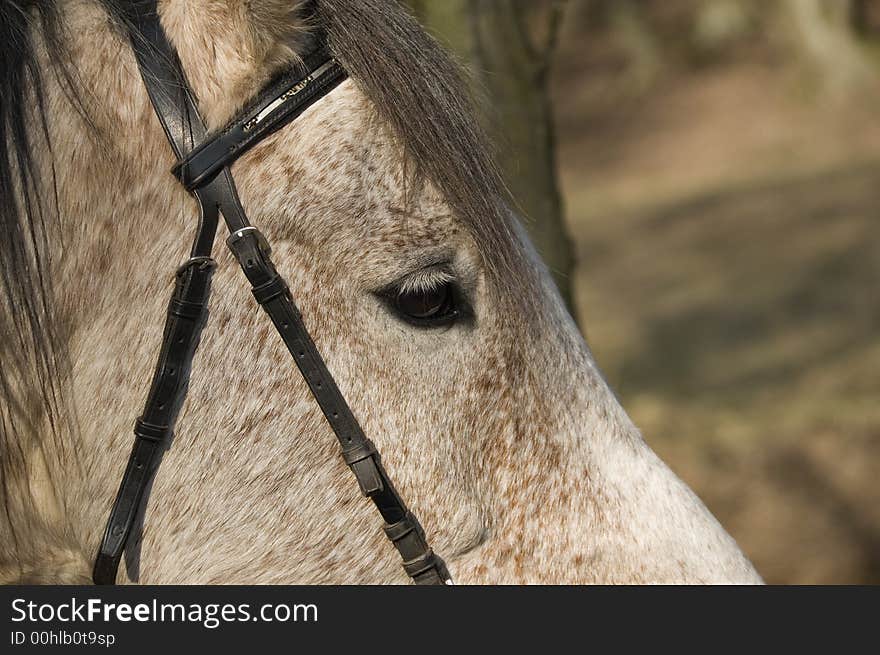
[120,0,215,255]
[225,227,451,585]
[173,50,347,191]
[95,0,451,586]
[94,0,229,585]
[93,256,216,584]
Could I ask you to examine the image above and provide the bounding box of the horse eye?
[393,282,458,326]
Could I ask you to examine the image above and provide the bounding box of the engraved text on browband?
[243,60,337,132]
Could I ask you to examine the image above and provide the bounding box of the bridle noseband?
[93,1,451,586]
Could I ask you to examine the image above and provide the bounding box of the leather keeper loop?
[411,566,451,585]
[349,457,384,497]
[169,298,205,320]
[172,161,202,191]
[134,418,170,442]
[251,276,289,305]
[342,440,382,495]
[402,550,440,578]
[176,256,215,277]
[341,440,377,465]
[383,511,423,543]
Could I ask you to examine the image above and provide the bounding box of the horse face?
[45,0,762,583]
[169,0,759,583]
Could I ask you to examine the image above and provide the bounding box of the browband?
[94,0,451,586]
[173,45,347,191]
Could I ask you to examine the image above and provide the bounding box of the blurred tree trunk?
[781,0,873,92]
[408,0,577,318]
[607,0,663,89]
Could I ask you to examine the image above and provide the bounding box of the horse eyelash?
[394,267,456,296]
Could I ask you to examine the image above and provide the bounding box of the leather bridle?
[93,0,452,585]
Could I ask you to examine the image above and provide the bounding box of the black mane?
[0,1,74,498]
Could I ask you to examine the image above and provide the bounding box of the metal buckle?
[226,226,271,256]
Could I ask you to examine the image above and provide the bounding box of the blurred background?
[406,0,880,584]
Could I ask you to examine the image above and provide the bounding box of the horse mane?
[0,1,80,522]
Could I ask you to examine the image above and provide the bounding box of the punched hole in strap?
[341,440,383,496]
[133,417,170,443]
